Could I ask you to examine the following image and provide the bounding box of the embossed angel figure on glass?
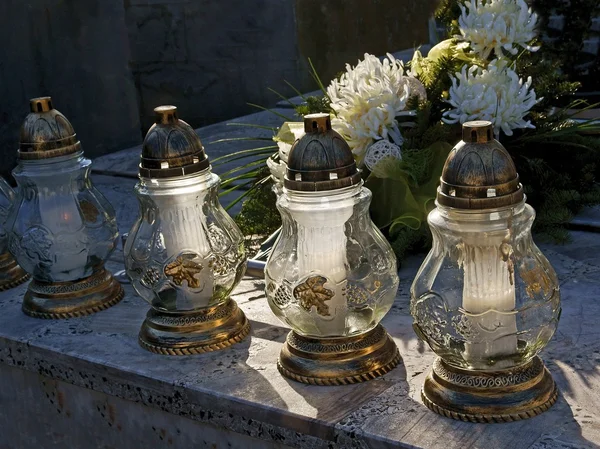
[6,97,123,318]
[265,114,400,385]
[124,106,249,355]
[411,121,561,422]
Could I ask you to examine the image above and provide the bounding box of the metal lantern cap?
[437,121,524,209]
[139,105,209,179]
[18,97,82,160]
[284,113,361,192]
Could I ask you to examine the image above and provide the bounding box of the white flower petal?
[458,0,539,59]
[443,59,538,136]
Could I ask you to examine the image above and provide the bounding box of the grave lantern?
[411,121,560,421]
[7,97,123,318]
[265,113,401,385]
[124,106,249,355]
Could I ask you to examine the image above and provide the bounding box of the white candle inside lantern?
[145,175,215,309]
[461,236,517,368]
[291,195,355,336]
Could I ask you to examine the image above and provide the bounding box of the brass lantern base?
[422,356,558,423]
[22,267,124,319]
[138,299,250,355]
[277,324,401,386]
[0,251,30,291]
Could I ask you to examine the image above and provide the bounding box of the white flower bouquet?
[222,0,600,258]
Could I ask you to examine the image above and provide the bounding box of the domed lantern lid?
[18,97,82,160]
[139,105,209,179]
[437,121,524,209]
[284,113,361,191]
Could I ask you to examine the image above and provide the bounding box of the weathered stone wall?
[0,0,142,176]
[295,0,438,86]
[0,0,435,174]
[124,0,313,132]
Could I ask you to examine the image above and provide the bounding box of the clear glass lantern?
[411,121,560,421]
[6,97,123,318]
[265,114,400,385]
[0,178,29,290]
[124,106,249,355]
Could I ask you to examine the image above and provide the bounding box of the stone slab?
[569,206,600,232]
[0,363,291,449]
[1,178,600,448]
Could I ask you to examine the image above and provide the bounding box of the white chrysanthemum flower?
[459,0,540,59]
[443,60,539,136]
[327,53,417,158]
[267,155,286,183]
[269,123,306,183]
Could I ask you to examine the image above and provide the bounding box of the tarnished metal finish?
[22,266,124,319]
[138,299,250,355]
[0,252,29,291]
[422,356,558,422]
[277,324,401,385]
[139,105,209,179]
[461,120,495,143]
[438,120,524,209]
[284,113,361,191]
[18,97,82,160]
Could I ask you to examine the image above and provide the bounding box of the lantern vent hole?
[487,188,496,197]
[329,173,338,180]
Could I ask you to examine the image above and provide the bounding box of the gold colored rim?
[422,385,558,423]
[22,268,124,319]
[277,349,401,386]
[139,320,250,355]
[277,325,401,386]
[421,356,558,422]
[0,272,30,291]
[138,299,251,356]
[23,284,124,319]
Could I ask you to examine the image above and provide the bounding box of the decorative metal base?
[0,252,29,291]
[422,356,558,423]
[278,324,401,386]
[139,299,250,355]
[22,267,124,319]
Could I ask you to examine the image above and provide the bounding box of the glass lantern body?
[124,170,247,312]
[6,152,119,282]
[411,201,560,370]
[0,178,16,255]
[265,184,399,338]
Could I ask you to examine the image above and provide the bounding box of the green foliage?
[435,0,462,35]
[388,225,431,264]
[366,142,453,259]
[532,0,600,93]
[295,95,331,116]
[233,170,282,255]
